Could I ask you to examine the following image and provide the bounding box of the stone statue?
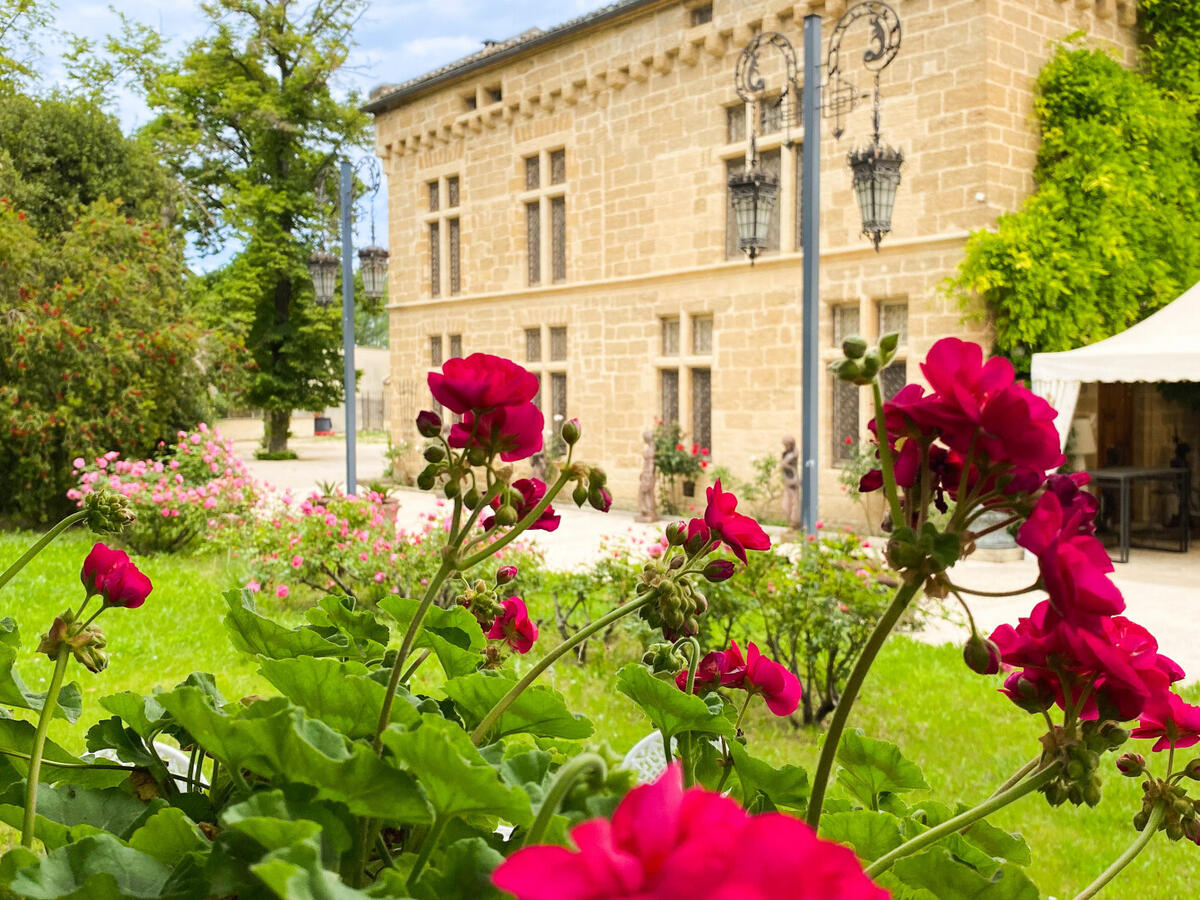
[635,429,657,522]
[530,451,547,483]
[781,435,802,530]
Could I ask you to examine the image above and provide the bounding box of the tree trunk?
[265,409,291,454]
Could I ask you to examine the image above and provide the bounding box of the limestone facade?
[369,0,1138,525]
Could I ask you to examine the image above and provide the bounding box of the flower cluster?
[675,639,802,717]
[637,480,770,639]
[69,424,258,554]
[493,763,886,900]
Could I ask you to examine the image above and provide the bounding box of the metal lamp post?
[308,158,388,496]
[731,1,901,533]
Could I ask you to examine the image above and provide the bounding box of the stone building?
[366,0,1138,524]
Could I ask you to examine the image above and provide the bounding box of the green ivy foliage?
[952,16,1200,376]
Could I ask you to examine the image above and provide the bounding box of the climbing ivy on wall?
[951,4,1200,377]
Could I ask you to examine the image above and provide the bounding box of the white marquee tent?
[1031,280,1200,449]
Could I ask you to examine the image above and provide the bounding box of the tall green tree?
[0,0,51,89]
[130,0,371,453]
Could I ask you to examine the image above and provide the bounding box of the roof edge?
[363,0,666,115]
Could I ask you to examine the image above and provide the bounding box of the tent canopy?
[1031,280,1200,448]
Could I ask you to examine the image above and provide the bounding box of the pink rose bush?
[69,423,257,554]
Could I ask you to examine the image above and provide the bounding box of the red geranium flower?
[448,402,544,462]
[428,353,539,414]
[487,596,538,654]
[491,763,887,900]
[482,478,560,532]
[80,542,152,609]
[744,642,802,716]
[676,640,746,693]
[1131,691,1200,752]
[703,480,770,564]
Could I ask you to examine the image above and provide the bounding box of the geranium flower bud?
[665,522,686,546]
[879,331,900,358]
[1183,818,1200,846]
[830,357,863,383]
[463,487,482,509]
[588,466,607,487]
[702,560,735,583]
[81,488,136,535]
[572,482,589,507]
[496,565,518,585]
[444,480,460,499]
[1183,758,1200,781]
[962,633,1000,675]
[416,410,442,437]
[1132,808,1150,831]
[684,518,710,556]
[1116,753,1145,778]
[561,418,581,445]
[423,445,445,463]
[588,485,612,512]
[467,446,488,467]
[842,335,868,360]
[495,505,518,527]
[417,466,437,491]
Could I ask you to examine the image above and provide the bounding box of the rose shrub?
[0,340,1195,900]
[70,424,258,555]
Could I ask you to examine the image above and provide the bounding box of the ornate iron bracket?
[824,1,902,141]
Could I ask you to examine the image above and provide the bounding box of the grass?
[2,527,1197,897]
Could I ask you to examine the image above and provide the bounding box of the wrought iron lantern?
[728,159,779,263]
[307,250,339,307]
[357,245,389,300]
[848,141,903,250]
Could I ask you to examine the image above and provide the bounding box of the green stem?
[0,511,86,593]
[0,747,131,772]
[522,753,607,847]
[373,557,456,751]
[1071,801,1165,900]
[22,645,71,848]
[470,593,655,745]
[406,814,448,889]
[806,579,921,828]
[865,763,1060,878]
[678,638,701,787]
[399,649,431,685]
[948,581,1040,599]
[987,756,1040,799]
[870,381,905,529]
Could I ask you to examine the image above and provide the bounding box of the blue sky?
[34,1,613,268]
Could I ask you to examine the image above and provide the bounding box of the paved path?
[232,435,1200,679]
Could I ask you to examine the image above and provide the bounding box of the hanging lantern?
[847,141,903,251]
[728,164,779,263]
[307,251,339,306]
[357,245,389,301]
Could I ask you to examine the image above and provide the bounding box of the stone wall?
[372,0,1139,526]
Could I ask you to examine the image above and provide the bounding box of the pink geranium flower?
[487,597,538,654]
[428,353,539,414]
[1131,691,1200,752]
[492,763,886,900]
[703,480,770,564]
[80,543,152,609]
[449,402,544,462]
[744,642,803,716]
[483,478,560,532]
[676,640,746,693]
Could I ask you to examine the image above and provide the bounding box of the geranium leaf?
[443,671,592,741]
[222,786,355,869]
[836,730,929,810]
[0,617,82,722]
[726,742,809,812]
[98,691,169,739]
[959,816,1032,867]
[128,807,209,867]
[85,716,162,770]
[258,656,419,740]
[157,686,431,824]
[382,716,533,825]
[224,590,348,659]
[891,847,1039,899]
[0,780,162,850]
[379,596,485,678]
[0,718,127,789]
[304,595,390,662]
[251,831,377,900]
[818,810,904,862]
[412,837,504,900]
[8,833,172,899]
[615,664,735,742]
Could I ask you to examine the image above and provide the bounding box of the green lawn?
[1,528,1196,898]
